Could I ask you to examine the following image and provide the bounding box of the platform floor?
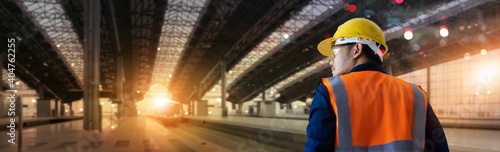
[0,116,290,152]
[186,115,500,152]
[0,115,499,151]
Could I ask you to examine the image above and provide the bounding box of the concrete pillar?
[69,102,74,116]
[83,0,101,130]
[197,100,208,116]
[255,101,261,116]
[116,55,124,119]
[60,103,65,117]
[263,101,276,116]
[235,103,242,115]
[54,99,59,117]
[220,60,228,117]
[36,99,51,117]
[189,100,194,116]
[286,103,293,114]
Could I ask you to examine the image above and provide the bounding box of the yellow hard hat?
[317,18,388,61]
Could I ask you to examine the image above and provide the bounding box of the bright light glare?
[294,106,297,108]
[404,29,413,40]
[156,97,167,106]
[111,126,115,129]
[216,98,221,102]
[185,112,188,115]
[101,102,104,105]
[477,66,495,82]
[245,110,248,113]
[80,108,83,111]
[481,49,487,55]
[32,99,36,103]
[208,111,212,114]
[137,110,141,114]
[475,92,479,95]
[487,91,492,94]
[65,110,69,112]
[283,34,289,38]
[111,104,115,107]
[440,26,449,37]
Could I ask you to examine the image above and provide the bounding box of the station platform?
[0,115,499,151]
[184,115,500,152]
[0,116,83,132]
[0,116,289,152]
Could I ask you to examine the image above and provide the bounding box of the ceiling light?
[481,49,487,55]
[404,29,413,40]
[440,25,448,37]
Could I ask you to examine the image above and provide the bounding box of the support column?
[54,99,59,117]
[189,100,194,116]
[263,101,276,116]
[116,55,124,118]
[220,60,228,117]
[83,0,101,130]
[197,100,208,116]
[36,85,51,117]
[69,102,74,116]
[36,99,51,117]
[286,103,293,114]
[60,103,65,117]
[235,103,242,115]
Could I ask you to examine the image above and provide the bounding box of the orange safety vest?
[322,71,428,151]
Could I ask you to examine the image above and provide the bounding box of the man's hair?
[361,44,382,65]
[346,44,382,65]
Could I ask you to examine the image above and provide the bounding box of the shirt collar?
[349,62,387,74]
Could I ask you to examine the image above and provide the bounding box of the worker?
[305,18,449,152]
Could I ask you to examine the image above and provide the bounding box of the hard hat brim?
[317,38,335,57]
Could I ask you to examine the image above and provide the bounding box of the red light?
[349,5,357,12]
[440,25,448,30]
[389,0,396,4]
[396,0,404,4]
[441,15,448,23]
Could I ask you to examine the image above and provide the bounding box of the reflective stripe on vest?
[323,76,427,151]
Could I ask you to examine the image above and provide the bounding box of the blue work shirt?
[305,63,449,152]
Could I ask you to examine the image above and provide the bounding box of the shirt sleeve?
[424,103,450,152]
[305,83,336,152]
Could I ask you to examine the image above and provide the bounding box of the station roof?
[1,0,499,103]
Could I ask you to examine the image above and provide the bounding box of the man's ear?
[352,42,363,59]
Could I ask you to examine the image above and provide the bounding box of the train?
[148,100,183,125]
